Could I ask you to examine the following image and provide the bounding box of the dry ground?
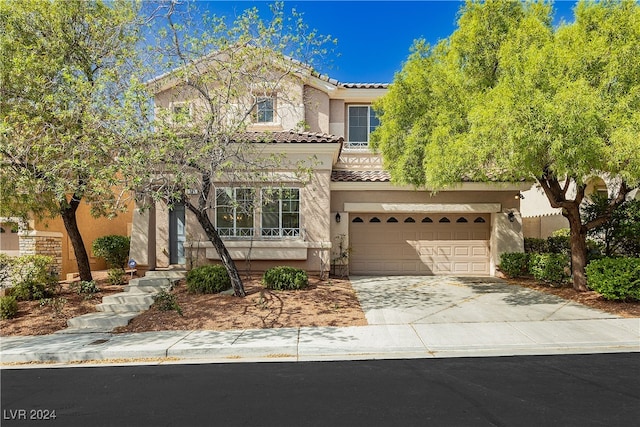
[114,276,367,333]
[1,274,638,337]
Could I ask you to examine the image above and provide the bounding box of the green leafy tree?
[125,1,334,296]
[582,194,640,257]
[372,0,640,291]
[0,0,147,281]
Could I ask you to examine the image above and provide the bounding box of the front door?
[169,205,186,265]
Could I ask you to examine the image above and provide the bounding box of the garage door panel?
[454,246,470,256]
[350,214,490,276]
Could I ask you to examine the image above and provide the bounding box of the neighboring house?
[521,177,640,238]
[130,59,529,278]
[0,202,133,279]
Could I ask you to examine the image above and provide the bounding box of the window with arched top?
[439,217,450,223]
[474,217,486,223]
[352,217,364,223]
[387,217,398,223]
[404,217,415,223]
[370,217,381,223]
[422,217,433,223]
[456,217,468,223]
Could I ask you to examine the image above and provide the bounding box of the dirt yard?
[1,273,637,337]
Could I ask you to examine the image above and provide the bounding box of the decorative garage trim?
[343,203,501,214]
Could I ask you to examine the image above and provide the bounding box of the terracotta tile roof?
[235,131,343,144]
[331,170,391,182]
[312,72,389,89]
[340,83,389,89]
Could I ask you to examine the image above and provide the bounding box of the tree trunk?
[189,206,246,297]
[60,197,93,282]
[564,206,589,292]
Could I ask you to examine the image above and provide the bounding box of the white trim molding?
[343,203,502,214]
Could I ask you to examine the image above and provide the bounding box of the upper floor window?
[347,105,379,149]
[215,188,255,237]
[256,96,275,123]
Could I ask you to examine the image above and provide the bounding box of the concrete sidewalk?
[1,276,639,366]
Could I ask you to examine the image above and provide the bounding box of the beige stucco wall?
[154,75,307,133]
[329,99,345,137]
[304,85,330,133]
[491,212,524,274]
[0,222,19,255]
[331,189,520,212]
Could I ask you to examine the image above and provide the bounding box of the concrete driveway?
[350,276,617,325]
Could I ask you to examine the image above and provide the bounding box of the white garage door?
[349,213,490,276]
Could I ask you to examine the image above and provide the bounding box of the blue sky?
[193,1,579,83]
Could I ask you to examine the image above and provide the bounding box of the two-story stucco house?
[130,63,530,278]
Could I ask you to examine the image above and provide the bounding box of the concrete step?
[128,277,173,287]
[102,292,154,306]
[95,302,152,313]
[123,283,171,293]
[144,270,186,279]
[66,312,138,330]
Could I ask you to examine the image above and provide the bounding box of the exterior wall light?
[335,213,341,223]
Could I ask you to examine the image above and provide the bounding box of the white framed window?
[261,188,300,238]
[347,105,380,149]
[255,96,275,123]
[215,188,255,237]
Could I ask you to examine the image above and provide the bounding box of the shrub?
[586,258,640,301]
[528,253,570,285]
[153,290,183,315]
[39,297,67,318]
[186,265,231,294]
[547,229,571,255]
[499,253,530,278]
[524,238,548,254]
[263,266,308,290]
[71,280,100,300]
[107,267,126,286]
[10,255,57,300]
[0,253,13,286]
[0,295,18,320]
[92,235,130,269]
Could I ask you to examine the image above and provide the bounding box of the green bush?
[186,265,231,294]
[547,229,571,255]
[10,255,57,300]
[0,295,18,320]
[524,238,548,254]
[153,290,183,315]
[71,280,100,300]
[0,253,13,285]
[499,253,530,278]
[107,267,126,286]
[262,266,308,290]
[586,257,640,301]
[92,235,130,269]
[528,253,570,285]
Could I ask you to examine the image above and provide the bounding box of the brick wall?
[18,231,63,277]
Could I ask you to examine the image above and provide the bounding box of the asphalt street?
[2,353,639,426]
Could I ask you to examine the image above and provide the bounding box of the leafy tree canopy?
[0,0,147,280]
[372,0,640,190]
